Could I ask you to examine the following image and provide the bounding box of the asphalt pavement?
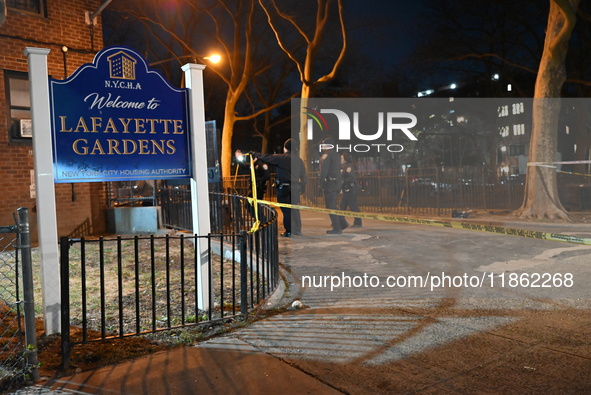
[16,210,591,394]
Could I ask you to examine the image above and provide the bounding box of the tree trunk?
[299,89,311,166]
[221,95,238,181]
[517,0,579,221]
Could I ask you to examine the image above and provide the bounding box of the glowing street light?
[204,54,221,64]
[149,53,222,67]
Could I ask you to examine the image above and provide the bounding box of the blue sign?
[49,46,192,183]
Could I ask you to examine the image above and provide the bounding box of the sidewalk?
[20,211,591,394]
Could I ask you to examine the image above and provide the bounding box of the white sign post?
[182,63,212,309]
[25,47,61,335]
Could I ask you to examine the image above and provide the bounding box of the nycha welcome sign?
[49,46,192,183]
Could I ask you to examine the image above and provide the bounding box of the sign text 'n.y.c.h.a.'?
[49,46,192,183]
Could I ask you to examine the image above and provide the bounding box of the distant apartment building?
[417,76,579,177]
[0,0,107,241]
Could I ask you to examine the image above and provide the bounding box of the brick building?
[1,0,107,242]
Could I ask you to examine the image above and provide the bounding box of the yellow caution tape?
[248,198,591,246]
[248,154,260,233]
[246,159,590,244]
[528,161,591,178]
[556,169,591,178]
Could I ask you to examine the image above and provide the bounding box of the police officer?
[319,137,346,234]
[240,139,306,237]
[340,152,362,228]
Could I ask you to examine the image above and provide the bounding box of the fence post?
[17,208,38,381]
[59,236,71,371]
[239,231,248,317]
[234,195,242,234]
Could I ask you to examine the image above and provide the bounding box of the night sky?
[346,1,425,71]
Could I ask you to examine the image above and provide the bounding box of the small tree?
[517,0,580,220]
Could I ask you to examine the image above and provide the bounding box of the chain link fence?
[0,223,26,390]
[0,209,37,392]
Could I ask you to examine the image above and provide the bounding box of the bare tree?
[517,0,580,220]
[258,0,347,165]
[110,0,296,177]
[247,59,297,154]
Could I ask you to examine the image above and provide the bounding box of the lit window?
[499,126,509,138]
[512,102,524,115]
[513,124,525,136]
[498,105,509,117]
[5,72,32,141]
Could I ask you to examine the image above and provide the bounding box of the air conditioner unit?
[20,119,32,138]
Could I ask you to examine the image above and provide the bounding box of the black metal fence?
[221,166,591,217]
[60,194,278,370]
[159,187,193,231]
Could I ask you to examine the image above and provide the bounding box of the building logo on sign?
[108,51,137,80]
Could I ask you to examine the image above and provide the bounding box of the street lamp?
[204,54,221,64]
[149,53,222,67]
[84,0,115,50]
[85,0,113,25]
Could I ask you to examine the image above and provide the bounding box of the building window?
[509,144,525,156]
[498,105,509,117]
[5,72,32,142]
[6,0,44,15]
[512,102,524,115]
[512,123,525,136]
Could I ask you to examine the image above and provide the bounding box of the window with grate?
[7,0,44,16]
[4,71,32,143]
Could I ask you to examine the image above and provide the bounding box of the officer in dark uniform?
[340,152,362,228]
[241,139,306,237]
[319,137,346,234]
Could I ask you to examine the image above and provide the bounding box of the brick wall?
[0,0,107,241]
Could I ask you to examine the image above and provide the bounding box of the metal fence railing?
[159,187,193,231]
[219,167,526,217]
[307,168,525,217]
[60,194,279,370]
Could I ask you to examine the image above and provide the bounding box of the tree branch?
[258,0,305,80]
[312,0,347,85]
[452,53,538,74]
[236,90,300,121]
[550,0,579,52]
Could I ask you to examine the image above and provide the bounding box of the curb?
[261,265,302,310]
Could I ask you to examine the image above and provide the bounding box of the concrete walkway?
[21,211,591,394]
